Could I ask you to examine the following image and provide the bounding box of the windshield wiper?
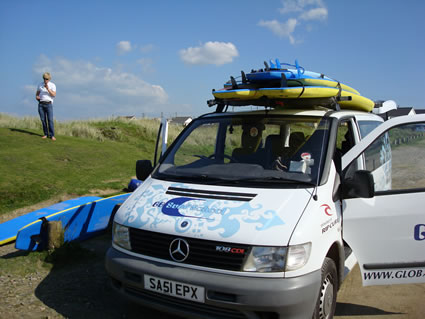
[157,173,227,185]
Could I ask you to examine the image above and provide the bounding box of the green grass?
[0,250,52,275]
[0,242,96,276]
[0,114,186,275]
[0,113,184,216]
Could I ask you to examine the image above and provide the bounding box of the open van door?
[342,115,425,286]
[136,118,169,181]
[154,118,169,165]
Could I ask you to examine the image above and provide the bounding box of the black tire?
[313,257,338,319]
[107,204,122,232]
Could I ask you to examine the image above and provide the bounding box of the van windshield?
[154,114,331,186]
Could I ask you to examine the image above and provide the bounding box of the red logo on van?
[321,204,332,216]
[216,246,245,254]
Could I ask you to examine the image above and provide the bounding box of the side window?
[358,120,382,138]
[363,132,391,191]
[345,122,425,192]
[336,119,357,175]
[336,120,355,155]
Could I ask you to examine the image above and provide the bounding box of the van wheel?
[313,257,337,319]
[107,204,122,232]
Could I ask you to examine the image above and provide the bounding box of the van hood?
[116,179,313,246]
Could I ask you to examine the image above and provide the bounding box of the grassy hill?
[0,114,183,217]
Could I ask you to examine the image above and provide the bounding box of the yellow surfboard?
[212,86,374,112]
[287,78,360,95]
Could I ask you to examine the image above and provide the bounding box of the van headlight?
[242,243,311,272]
[112,222,131,250]
[243,246,287,272]
[285,242,311,271]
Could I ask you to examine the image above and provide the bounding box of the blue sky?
[1,0,424,120]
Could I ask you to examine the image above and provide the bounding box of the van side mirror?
[136,160,153,181]
[341,170,375,199]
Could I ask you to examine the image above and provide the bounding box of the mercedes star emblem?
[169,238,190,262]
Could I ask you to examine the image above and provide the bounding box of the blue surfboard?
[219,59,361,97]
[222,59,334,91]
[15,193,131,251]
[246,59,333,82]
[0,196,102,246]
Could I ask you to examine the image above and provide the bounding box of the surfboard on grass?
[14,193,131,251]
[0,196,102,246]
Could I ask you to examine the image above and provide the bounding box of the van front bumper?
[105,247,321,319]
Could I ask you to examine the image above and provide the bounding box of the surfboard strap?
[280,73,288,87]
[230,76,238,89]
[296,81,306,98]
[241,71,247,84]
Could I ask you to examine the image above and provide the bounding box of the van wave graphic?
[123,183,285,239]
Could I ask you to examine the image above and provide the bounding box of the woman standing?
[36,72,57,140]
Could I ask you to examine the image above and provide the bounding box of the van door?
[341,115,425,286]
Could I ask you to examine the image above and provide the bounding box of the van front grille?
[129,228,250,271]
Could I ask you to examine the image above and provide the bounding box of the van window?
[155,115,331,187]
[336,120,356,156]
[345,122,425,192]
[358,120,381,138]
[335,119,358,177]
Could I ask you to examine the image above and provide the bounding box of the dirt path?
[335,265,425,319]
[0,235,173,319]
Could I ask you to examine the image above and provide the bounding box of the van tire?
[107,204,122,232]
[313,257,337,319]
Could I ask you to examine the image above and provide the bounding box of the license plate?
[144,274,205,303]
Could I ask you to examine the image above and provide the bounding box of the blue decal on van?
[122,183,285,239]
[161,197,204,218]
[208,202,284,237]
[414,224,425,241]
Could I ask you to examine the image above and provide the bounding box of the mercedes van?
[106,106,425,319]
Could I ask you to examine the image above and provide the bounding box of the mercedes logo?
[169,238,189,262]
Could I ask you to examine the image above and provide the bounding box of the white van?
[106,106,425,319]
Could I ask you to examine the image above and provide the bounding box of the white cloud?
[279,0,325,13]
[300,7,328,21]
[137,58,155,73]
[258,19,298,44]
[116,41,132,55]
[179,41,239,66]
[279,0,303,13]
[140,44,155,53]
[23,84,37,93]
[260,0,327,43]
[30,55,168,119]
